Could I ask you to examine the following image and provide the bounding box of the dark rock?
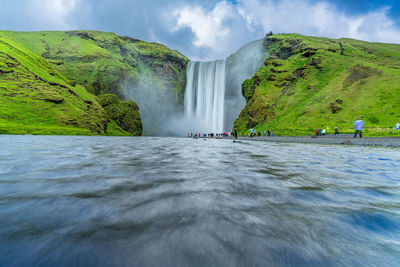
[120,36,141,43]
[267,73,277,81]
[309,58,322,69]
[66,31,96,41]
[302,51,316,57]
[43,96,64,104]
[293,68,305,77]
[329,101,342,114]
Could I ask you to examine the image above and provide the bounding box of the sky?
[1,0,400,60]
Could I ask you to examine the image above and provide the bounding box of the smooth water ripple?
[0,136,400,266]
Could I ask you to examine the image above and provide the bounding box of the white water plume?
[183,60,226,133]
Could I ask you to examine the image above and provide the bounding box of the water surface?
[0,136,400,266]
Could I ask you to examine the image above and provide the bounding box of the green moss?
[0,33,144,136]
[97,94,142,136]
[0,30,189,103]
[234,34,400,137]
[0,36,111,135]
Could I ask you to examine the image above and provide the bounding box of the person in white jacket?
[354,118,364,138]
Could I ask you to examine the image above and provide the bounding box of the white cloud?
[172,0,400,60]
[2,0,400,60]
[236,0,400,43]
[32,0,78,29]
[174,2,236,49]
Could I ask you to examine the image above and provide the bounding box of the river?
[0,135,399,266]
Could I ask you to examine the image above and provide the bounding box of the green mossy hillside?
[0,31,189,103]
[234,34,400,136]
[0,35,139,136]
[0,36,104,135]
[97,94,142,136]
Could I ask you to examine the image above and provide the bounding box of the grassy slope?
[234,34,400,136]
[0,33,144,136]
[0,35,112,135]
[0,31,189,102]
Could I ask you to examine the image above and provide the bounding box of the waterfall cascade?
[184,60,226,133]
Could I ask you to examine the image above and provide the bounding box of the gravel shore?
[230,134,400,147]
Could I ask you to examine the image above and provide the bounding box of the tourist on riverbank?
[268,130,271,136]
[396,122,400,131]
[334,127,339,136]
[263,130,266,136]
[234,128,238,138]
[354,118,364,138]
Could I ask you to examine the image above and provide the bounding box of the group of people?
[248,128,274,137]
[189,118,399,140]
[188,128,239,139]
[313,118,364,138]
[314,128,327,136]
[313,119,364,138]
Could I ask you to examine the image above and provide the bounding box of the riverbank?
[229,134,400,147]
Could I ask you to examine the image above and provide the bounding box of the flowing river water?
[1,135,400,266]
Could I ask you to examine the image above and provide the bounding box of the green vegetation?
[0,31,149,136]
[234,34,400,136]
[0,31,189,102]
[97,94,142,136]
[0,36,105,135]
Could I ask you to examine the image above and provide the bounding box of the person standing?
[234,128,238,139]
[334,127,339,136]
[353,118,364,138]
[396,122,400,131]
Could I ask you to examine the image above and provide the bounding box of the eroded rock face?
[225,38,268,131]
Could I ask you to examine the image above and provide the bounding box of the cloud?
[175,2,233,48]
[0,0,80,30]
[173,1,261,60]
[171,0,400,59]
[31,0,78,28]
[1,0,400,60]
[236,0,400,43]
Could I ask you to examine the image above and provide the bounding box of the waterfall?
[184,60,226,133]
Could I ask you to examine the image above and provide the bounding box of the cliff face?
[234,34,400,136]
[225,39,267,130]
[1,30,189,135]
